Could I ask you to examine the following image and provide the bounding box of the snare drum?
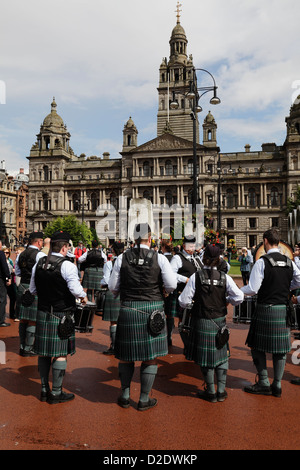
[95,288,107,316]
[74,302,96,333]
[233,295,257,323]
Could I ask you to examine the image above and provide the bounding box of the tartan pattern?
[114,300,168,362]
[102,290,120,322]
[185,315,229,368]
[18,283,38,322]
[246,303,291,354]
[82,267,103,290]
[169,290,180,318]
[34,310,76,357]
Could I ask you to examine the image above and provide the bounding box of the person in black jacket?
[0,240,11,327]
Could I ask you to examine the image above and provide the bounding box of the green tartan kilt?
[169,290,181,318]
[102,290,120,322]
[246,304,291,354]
[115,300,168,362]
[18,283,38,322]
[185,316,229,368]
[34,310,76,357]
[82,267,103,290]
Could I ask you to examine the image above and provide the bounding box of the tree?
[43,215,93,246]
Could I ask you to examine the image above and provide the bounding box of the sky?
[0,0,300,176]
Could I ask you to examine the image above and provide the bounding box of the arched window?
[143,161,150,177]
[226,189,234,209]
[248,188,256,207]
[270,186,279,206]
[165,160,173,176]
[165,190,173,206]
[110,192,118,209]
[73,193,80,211]
[90,192,98,211]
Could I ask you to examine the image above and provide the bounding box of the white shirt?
[101,259,113,286]
[241,248,300,296]
[78,249,107,263]
[178,266,244,308]
[108,244,177,297]
[15,245,40,277]
[30,252,86,299]
[170,249,197,284]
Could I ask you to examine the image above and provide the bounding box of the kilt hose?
[115,300,168,362]
[82,267,103,290]
[34,310,75,357]
[102,290,120,322]
[17,283,38,322]
[185,315,228,368]
[246,304,291,354]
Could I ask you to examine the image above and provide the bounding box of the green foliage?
[43,215,93,246]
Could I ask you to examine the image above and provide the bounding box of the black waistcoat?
[18,247,39,284]
[35,255,76,312]
[85,249,104,268]
[177,252,197,293]
[120,248,163,302]
[257,253,293,305]
[193,268,227,319]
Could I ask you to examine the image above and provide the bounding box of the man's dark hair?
[52,241,69,253]
[263,228,280,246]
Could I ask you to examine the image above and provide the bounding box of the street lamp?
[206,157,232,232]
[170,67,221,219]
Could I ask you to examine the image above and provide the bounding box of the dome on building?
[15,168,29,183]
[124,116,137,130]
[42,97,65,128]
[171,22,186,39]
[204,111,215,123]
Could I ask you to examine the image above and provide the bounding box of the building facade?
[26,13,300,249]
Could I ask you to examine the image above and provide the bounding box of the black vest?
[18,247,40,284]
[120,248,163,302]
[177,252,197,293]
[85,249,104,268]
[35,255,76,312]
[193,268,227,319]
[257,252,293,305]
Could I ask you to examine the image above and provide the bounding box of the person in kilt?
[178,244,244,403]
[241,228,300,397]
[29,231,87,404]
[160,239,174,346]
[100,241,124,355]
[108,224,177,411]
[170,235,202,350]
[78,240,106,302]
[15,231,44,356]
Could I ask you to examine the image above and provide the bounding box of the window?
[165,160,173,176]
[188,160,193,174]
[270,187,279,206]
[143,190,152,201]
[73,193,80,211]
[227,218,234,229]
[226,189,234,209]
[271,217,279,227]
[249,218,256,229]
[110,192,118,209]
[90,192,98,211]
[143,161,150,177]
[165,190,173,206]
[248,188,256,207]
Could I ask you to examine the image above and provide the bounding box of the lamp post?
[170,67,221,219]
[207,158,232,233]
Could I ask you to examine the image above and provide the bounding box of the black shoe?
[117,396,130,409]
[21,349,37,357]
[0,322,10,327]
[291,377,300,385]
[47,391,75,404]
[271,384,282,397]
[197,389,217,403]
[244,383,272,395]
[40,390,50,402]
[103,347,115,355]
[217,390,228,402]
[137,398,157,411]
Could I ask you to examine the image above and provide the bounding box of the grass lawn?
[227,258,241,276]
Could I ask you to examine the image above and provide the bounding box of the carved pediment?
[133,133,205,153]
[28,210,54,219]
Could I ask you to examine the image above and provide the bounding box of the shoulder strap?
[262,253,292,268]
[124,249,154,266]
[197,268,226,287]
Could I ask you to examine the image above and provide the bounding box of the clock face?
[254,241,294,262]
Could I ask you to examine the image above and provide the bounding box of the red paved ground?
[1,277,300,451]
